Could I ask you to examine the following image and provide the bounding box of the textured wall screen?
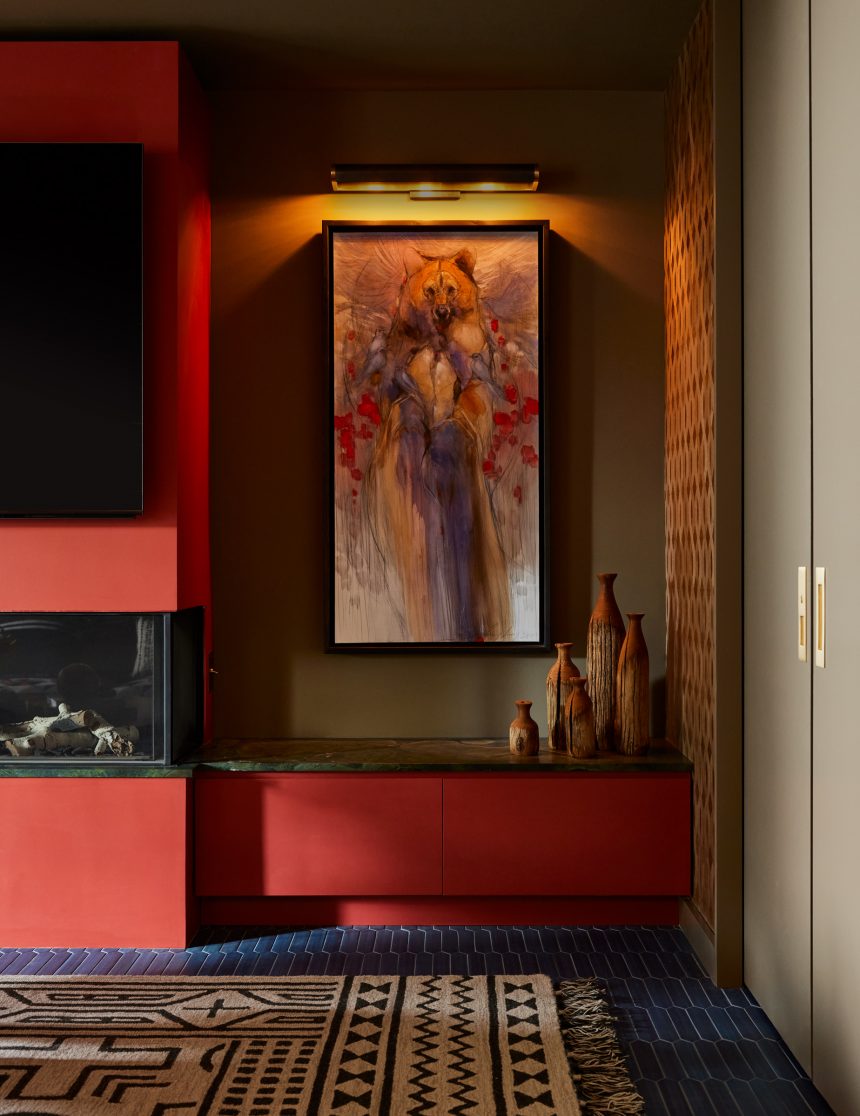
[665,1,716,930]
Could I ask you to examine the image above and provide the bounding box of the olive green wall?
[209,89,665,739]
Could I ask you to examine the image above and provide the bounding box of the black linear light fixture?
[330,163,540,200]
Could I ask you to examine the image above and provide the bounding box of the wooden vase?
[546,642,580,753]
[565,676,596,758]
[586,572,626,752]
[615,612,650,755]
[509,700,539,757]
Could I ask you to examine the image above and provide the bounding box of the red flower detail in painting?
[358,393,382,426]
[523,396,539,422]
[340,433,356,466]
[335,413,357,466]
[504,383,518,404]
[521,444,539,468]
[513,485,522,502]
[490,318,499,332]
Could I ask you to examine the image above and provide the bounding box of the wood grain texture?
[586,574,626,752]
[664,0,716,929]
[615,613,650,755]
[509,700,539,757]
[565,677,596,758]
[546,643,579,753]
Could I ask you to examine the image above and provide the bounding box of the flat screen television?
[0,143,143,517]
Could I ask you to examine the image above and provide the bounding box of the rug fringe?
[555,978,646,1116]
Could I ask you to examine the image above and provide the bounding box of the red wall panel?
[0,778,194,947]
[196,774,443,896]
[0,43,209,622]
[443,773,691,896]
[176,53,213,735]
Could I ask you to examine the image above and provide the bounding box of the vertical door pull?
[815,566,826,668]
[798,566,808,662]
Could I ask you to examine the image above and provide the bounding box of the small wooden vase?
[615,612,650,755]
[565,676,596,758]
[586,573,626,752]
[509,700,539,757]
[546,642,580,753]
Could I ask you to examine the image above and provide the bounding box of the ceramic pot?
[615,612,650,755]
[565,676,596,758]
[509,700,539,757]
[586,572,626,752]
[546,642,580,753]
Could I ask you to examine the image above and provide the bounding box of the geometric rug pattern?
[0,925,835,1115]
[0,974,582,1115]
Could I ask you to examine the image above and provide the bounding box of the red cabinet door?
[196,773,442,896]
[0,778,193,948]
[443,774,691,896]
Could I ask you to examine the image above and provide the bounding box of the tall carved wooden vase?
[565,677,596,758]
[546,642,580,753]
[509,700,539,757]
[615,612,650,755]
[586,573,626,751]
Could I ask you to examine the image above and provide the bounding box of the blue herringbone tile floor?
[0,925,835,1115]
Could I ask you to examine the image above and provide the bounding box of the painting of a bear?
[327,223,547,649]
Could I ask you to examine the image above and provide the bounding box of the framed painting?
[325,221,548,651]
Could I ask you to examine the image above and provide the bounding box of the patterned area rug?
[0,974,643,1115]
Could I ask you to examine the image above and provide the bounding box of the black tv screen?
[0,143,143,517]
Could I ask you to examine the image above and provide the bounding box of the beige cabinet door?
[811,0,860,1110]
[742,0,812,1073]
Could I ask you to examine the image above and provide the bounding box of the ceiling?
[0,0,703,91]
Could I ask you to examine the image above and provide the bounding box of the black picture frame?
[323,219,551,651]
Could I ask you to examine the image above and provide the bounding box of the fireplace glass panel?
[0,612,198,765]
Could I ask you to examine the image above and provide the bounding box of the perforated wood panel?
[664,1,716,930]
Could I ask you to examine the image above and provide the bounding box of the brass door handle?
[815,567,826,669]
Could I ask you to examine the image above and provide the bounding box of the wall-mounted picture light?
[330,164,540,200]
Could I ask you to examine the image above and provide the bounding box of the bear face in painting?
[399,248,479,337]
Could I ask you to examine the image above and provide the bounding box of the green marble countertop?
[0,739,692,776]
[0,763,193,778]
[187,738,692,774]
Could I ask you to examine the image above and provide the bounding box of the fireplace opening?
[0,609,203,765]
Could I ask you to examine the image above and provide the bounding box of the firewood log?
[1,707,139,757]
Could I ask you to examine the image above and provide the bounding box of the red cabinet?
[0,762,691,947]
[195,770,690,902]
[442,773,691,896]
[196,773,442,896]
[0,778,194,948]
